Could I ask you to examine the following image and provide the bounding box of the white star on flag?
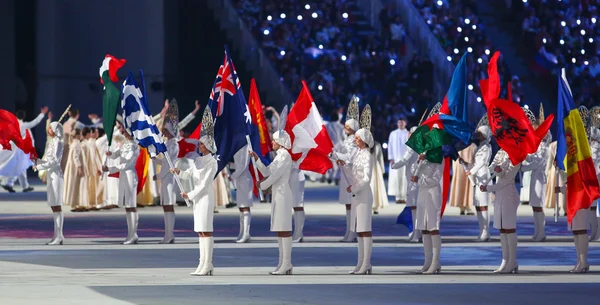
[216,155,221,162]
[244,104,252,124]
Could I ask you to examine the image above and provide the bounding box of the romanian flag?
[135,146,150,194]
[556,69,600,224]
[247,78,272,197]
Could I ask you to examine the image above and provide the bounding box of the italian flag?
[99,54,126,147]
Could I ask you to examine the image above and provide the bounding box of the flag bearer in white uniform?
[173,106,218,276]
[341,105,374,275]
[290,163,306,243]
[589,116,600,242]
[521,133,551,242]
[391,126,421,242]
[332,96,359,242]
[556,184,591,273]
[250,106,294,275]
[481,149,521,274]
[464,121,493,242]
[103,123,140,245]
[154,121,180,244]
[34,121,65,245]
[231,145,254,243]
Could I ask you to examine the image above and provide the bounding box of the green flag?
[406,125,452,163]
[101,71,121,147]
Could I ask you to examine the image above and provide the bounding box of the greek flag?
[121,69,166,157]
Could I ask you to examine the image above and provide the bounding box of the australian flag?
[192,46,253,176]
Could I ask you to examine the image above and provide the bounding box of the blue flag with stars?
[206,46,252,176]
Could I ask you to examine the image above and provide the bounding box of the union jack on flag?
[210,52,242,117]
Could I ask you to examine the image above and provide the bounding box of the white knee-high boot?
[47,212,64,245]
[124,212,139,245]
[191,237,205,275]
[272,237,293,275]
[340,209,351,242]
[481,210,490,241]
[293,210,305,243]
[199,237,214,275]
[424,234,441,274]
[476,211,485,241]
[124,212,132,242]
[502,233,518,274]
[531,213,539,241]
[533,212,546,242]
[420,234,433,273]
[494,234,509,273]
[236,213,244,242]
[355,236,373,275]
[349,237,364,274]
[270,237,283,274]
[237,211,251,243]
[160,212,175,244]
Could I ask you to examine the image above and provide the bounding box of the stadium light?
[572,58,577,63]
[318,44,323,49]
[312,12,318,18]
[584,61,589,66]
[297,15,303,20]
[581,29,586,35]
[485,49,490,55]
[341,55,347,61]
[318,85,323,90]
[560,39,565,45]
[280,13,286,19]
[447,56,452,62]
[577,19,581,25]
[454,48,459,54]
[467,47,473,53]
[543,38,547,44]
[437,0,443,6]
[267,15,272,21]
[343,12,348,19]
[280,50,286,56]
[464,37,469,43]
[468,84,474,90]
[411,107,416,113]
[382,143,388,149]
[465,18,471,24]
[590,38,594,43]
[477,97,482,102]
[472,25,477,30]
[390,59,396,65]
[305,4,310,9]
[457,26,462,32]
[592,17,597,24]
[581,49,585,54]
[477,58,483,64]
[524,104,529,109]
[263,29,270,35]
[561,21,566,27]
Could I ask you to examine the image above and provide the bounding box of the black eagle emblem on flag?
[491,107,528,145]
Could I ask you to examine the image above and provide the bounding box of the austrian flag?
[285,81,334,174]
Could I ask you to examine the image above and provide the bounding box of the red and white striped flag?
[285,81,334,174]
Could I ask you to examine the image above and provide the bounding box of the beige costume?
[449,144,476,211]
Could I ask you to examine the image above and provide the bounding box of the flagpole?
[332,151,352,186]
[245,135,265,202]
[162,152,192,207]
[554,164,559,223]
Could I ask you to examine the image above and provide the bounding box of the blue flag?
[396,206,413,233]
[206,46,253,175]
[121,70,166,157]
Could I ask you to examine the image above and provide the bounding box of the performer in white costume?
[2,107,48,193]
[103,123,140,245]
[414,151,444,275]
[33,121,65,245]
[37,111,54,184]
[290,163,306,243]
[370,141,387,214]
[589,108,600,242]
[231,146,253,243]
[556,184,590,273]
[96,123,122,209]
[388,115,409,203]
[391,126,421,243]
[332,96,359,242]
[464,118,492,242]
[340,105,374,275]
[251,106,294,275]
[481,149,521,274]
[64,129,85,211]
[325,112,345,185]
[173,106,218,276]
[154,121,179,244]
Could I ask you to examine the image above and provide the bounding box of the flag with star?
[190,45,251,176]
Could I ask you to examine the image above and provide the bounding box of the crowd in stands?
[520,0,600,108]
[235,0,435,143]
[412,0,524,104]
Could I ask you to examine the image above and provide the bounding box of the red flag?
[99,54,127,84]
[0,109,38,160]
[177,138,198,158]
[135,147,149,194]
[440,157,451,217]
[285,81,334,174]
[248,78,272,156]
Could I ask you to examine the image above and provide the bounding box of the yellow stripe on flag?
[563,109,592,174]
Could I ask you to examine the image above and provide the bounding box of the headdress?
[589,106,600,141]
[522,106,536,125]
[199,105,217,154]
[164,98,179,137]
[427,103,442,119]
[356,104,374,148]
[345,95,360,131]
[476,113,491,140]
[579,105,591,139]
[273,105,291,150]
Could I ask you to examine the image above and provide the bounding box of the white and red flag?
[285,81,334,174]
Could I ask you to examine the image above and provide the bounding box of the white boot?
[424,234,441,274]
[123,212,132,243]
[198,237,214,275]
[494,234,508,273]
[480,210,490,241]
[235,213,243,242]
[124,212,139,245]
[501,233,518,274]
[419,234,432,273]
[533,212,546,242]
[476,211,484,241]
[408,209,417,242]
[191,238,204,275]
[349,237,364,274]
[292,210,305,243]
[47,212,64,245]
[570,234,582,273]
[237,211,251,243]
[531,213,539,241]
[410,229,422,243]
[272,237,293,275]
[590,215,600,241]
[160,212,175,244]
[355,237,372,275]
[270,237,283,274]
[340,209,351,242]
